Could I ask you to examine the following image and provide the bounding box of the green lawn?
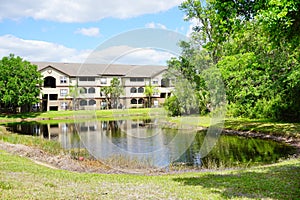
[1,109,300,138]
[224,117,300,138]
[0,108,153,122]
[1,109,300,199]
[0,150,299,199]
[169,115,300,138]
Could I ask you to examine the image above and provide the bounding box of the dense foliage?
[0,54,42,113]
[165,0,300,121]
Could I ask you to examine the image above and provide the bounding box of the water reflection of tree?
[107,121,122,138]
[178,132,295,168]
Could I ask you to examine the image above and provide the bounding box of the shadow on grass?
[173,161,300,199]
[225,119,300,138]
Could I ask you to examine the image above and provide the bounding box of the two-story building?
[34,62,173,111]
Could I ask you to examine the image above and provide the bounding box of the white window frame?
[60,102,68,110]
[60,76,67,84]
[60,89,68,97]
[152,79,159,85]
[100,78,107,85]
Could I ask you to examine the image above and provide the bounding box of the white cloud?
[86,46,174,65]
[145,22,167,30]
[0,0,183,22]
[75,27,100,37]
[0,34,90,62]
[0,35,173,65]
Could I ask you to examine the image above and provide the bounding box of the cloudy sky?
[0,0,193,65]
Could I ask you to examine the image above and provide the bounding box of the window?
[138,87,144,93]
[79,77,95,81]
[80,88,87,94]
[131,98,137,104]
[80,126,88,132]
[138,98,144,104]
[49,106,58,111]
[61,102,68,110]
[88,87,95,94]
[130,77,144,82]
[60,76,67,84]
[89,125,96,131]
[44,76,56,88]
[60,89,68,97]
[49,94,58,100]
[161,78,170,87]
[152,79,158,85]
[160,93,166,98]
[100,78,107,84]
[88,99,96,105]
[79,77,87,81]
[88,77,95,81]
[80,100,87,106]
[130,87,137,93]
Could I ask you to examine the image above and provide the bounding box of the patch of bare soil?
[0,141,120,174]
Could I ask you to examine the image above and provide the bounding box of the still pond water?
[3,119,296,169]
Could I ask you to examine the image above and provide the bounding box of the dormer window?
[60,76,67,84]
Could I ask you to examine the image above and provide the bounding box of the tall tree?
[100,78,124,109]
[68,85,81,110]
[144,83,158,108]
[100,86,111,110]
[169,0,300,121]
[0,54,43,113]
[110,78,123,109]
[180,0,221,64]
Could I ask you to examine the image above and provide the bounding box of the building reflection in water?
[5,119,198,168]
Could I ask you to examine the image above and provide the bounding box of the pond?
[2,119,296,170]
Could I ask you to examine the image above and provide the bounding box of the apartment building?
[34,62,173,111]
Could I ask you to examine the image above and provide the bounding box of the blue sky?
[0,1,194,65]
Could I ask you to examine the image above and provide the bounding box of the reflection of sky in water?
[76,119,197,168]
[4,119,296,169]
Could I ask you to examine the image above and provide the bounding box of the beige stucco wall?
[39,67,172,111]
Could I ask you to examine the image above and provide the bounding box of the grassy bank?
[0,108,155,121]
[1,109,300,138]
[0,150,299,199]
[1,109,300,199]
[169,116,300,138]
[224,117,300,138]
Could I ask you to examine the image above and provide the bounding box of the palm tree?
[100,86,111,109]
[68,85,81,110]
[100,78,124,109]
[144,83,158,108]
[110,78,123,109]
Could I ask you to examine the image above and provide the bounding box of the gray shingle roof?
[33,62,167,78]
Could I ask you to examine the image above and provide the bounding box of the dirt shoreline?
[0,128,299,175]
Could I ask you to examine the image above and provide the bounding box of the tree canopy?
[0,54,43,113]
[166,0,300,121]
